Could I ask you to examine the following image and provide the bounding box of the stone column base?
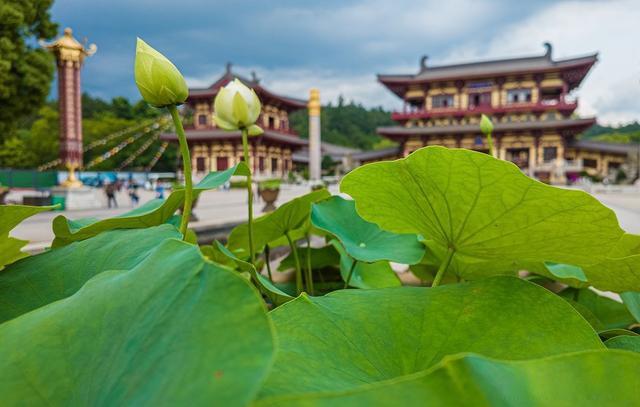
[51,186,103,210]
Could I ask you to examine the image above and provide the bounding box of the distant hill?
[289,98,396,150]
[581,122,640,143]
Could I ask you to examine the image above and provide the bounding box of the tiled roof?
[187,69,306,110]
[378,45,598,97]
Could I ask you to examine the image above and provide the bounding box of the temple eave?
[377,118,597,138]
[160,129,309,148]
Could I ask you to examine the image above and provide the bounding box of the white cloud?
[444,0,640,125]
[186,64,414,110]
[182,0,640,125]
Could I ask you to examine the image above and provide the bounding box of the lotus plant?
[480,113,495,156]
[134,38,192,239]
[213,79,264,264]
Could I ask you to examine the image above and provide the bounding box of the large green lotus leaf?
[278,245,340,272]
[580,256,640,292]
[462,254,640,293]
[311,196,424,264]
[544,261,588,283]
[214,241,293,306]
[559,287,635,330]
[227,189,331,255]
[0,224,180,323]
[0,239,274,405]
[0,204,55,270]
[605,335,640,353]
[258,276,602,399]
[608,233,640,256]
[201,241,237,268]
[621,291,640,322]
[547,234,640,292]
[52,164,245,247]
[340,146,625,284]
[330,239,401,288]
[256,350,640,406]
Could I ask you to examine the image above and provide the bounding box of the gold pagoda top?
[308,88,321,117]
[42,27,97,63]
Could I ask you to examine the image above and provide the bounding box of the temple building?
[161,65,308,179]
[374,44,631,182]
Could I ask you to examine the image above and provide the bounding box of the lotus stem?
[305,235,314,296]
[432,247,455,287]
[168,105,192,240]
[286,232,303,295]
[264,245,273,282]
[241,128,255,264]
[344,259,358,289]
[487,132,494,157]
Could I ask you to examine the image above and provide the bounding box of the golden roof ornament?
[41,27,97,63]
[308,88,321,117]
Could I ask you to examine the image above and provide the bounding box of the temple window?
[196,157,206,172]
[469,92,492,108]
[540,87,562,104]
[543,147,558,162]
[259,157,265,172]
[198,114,207,126]
[506,88,532,104]
[583,158,598,169]
[432,94,454,108]
[216,156,229,171]
[268,116,275,129]
[271,157,279,172]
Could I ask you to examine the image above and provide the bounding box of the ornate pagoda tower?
[43,28,96,187]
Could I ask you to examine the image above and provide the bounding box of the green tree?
[26,105,59,164]
[289,102,395,150]
[0,0,58,140]
[0,137,38,168]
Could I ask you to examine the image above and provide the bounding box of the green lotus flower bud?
[134,38,188,107]
[480,114,494,135]
[213,79,263,134]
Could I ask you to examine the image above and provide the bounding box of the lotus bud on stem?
[213,79,264,265]
[480,114,495,157]
[134,38,192,240]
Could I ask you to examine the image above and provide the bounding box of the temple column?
[530,132,540,176]
[308,88,322,182]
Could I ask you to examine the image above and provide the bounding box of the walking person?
[105,182,118,208]
[128,181,140,207]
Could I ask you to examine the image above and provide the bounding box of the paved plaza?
[9,184,339,251]
[8,184,640,251]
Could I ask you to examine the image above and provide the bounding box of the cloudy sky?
[51,0,639,125]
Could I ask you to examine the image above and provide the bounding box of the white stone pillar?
[308,88,322,182]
